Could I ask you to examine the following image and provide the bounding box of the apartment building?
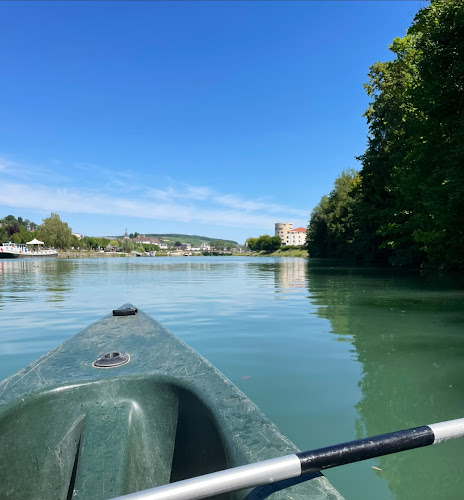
[275,223,306,246]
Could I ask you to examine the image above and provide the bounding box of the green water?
[1,257,463,499]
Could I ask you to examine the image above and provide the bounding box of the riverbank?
[58,249,308,258]
[269,248,308,257]
[58,250,235,258]
[58,250,128,258]
[246,249,308,258]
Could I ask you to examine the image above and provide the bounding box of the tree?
[5,222,20,238]
[122,239,134,252]
[1,215,38,242]
[70,235,83,249]
[307,170,360,258]
[307,196,330,257]
[262,235,281,253]
[11,232,23,244]
[209,240,225,249]
[246,235,281,253]
[246,238,258,251]
[37,213,73,249]
[311,0,464,268]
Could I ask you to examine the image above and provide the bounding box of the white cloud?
[0,158,20,172]
[1,182,307,230]
[0,157,309,234]
[212,193,305,216]
[0,156,73,184]
[144,185,213,202]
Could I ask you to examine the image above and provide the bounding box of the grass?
[268,249,308,257]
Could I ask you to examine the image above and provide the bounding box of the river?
[1,256,463,499]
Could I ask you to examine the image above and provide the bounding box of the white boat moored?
[0,239,58,258]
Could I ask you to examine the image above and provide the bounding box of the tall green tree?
[122,239,134,252]
[306,195,330,257]
[353,0,464,268]
[307,169,360,258]
[37,213,73,249]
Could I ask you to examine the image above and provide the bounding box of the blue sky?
[0,1,426,243]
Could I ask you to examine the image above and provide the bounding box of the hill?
[146,234,239,247]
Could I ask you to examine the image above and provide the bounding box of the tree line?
[247,235,282,253]
[0,213,77,249]
[0,213,159,252]
[307,0,464,270]
[1,214,234,253]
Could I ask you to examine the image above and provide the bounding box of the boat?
[2,308,463,500]
[0,238,58,258]
[0,305,344,500]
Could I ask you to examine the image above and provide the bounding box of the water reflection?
[307,261,464,500]
[0,259,74,306]
[274,258,307,293]
[2,257,464,500]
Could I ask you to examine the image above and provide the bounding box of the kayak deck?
[0,305,344,500]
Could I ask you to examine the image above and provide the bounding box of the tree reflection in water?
[307,260,464,500]
[0,259,74,305]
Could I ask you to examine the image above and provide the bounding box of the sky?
[0,0,427,244]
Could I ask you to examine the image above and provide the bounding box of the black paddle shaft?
[297,426,434,474]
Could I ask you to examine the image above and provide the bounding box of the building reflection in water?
[274,258,307,295]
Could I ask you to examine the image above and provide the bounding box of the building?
[275,223,306,246]
[275,223,293,243]
[133,235,162,246]
[285,227,306,246]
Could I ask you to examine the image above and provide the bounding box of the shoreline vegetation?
[306,0,464,271]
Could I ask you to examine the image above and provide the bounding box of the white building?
[275,223,306,246]
[285,227,306,246]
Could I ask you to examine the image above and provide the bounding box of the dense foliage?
[307,169,360,258]
[37,213,74,249]
[0,215,39,244]
[247,235,282,253]
[307,0,464,269]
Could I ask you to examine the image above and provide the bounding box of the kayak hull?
[0,305,344,500]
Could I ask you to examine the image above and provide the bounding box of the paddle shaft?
[113,418,464,500]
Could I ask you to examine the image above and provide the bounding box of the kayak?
[0,305,344,500]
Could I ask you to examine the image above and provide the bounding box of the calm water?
[1,257,464,499]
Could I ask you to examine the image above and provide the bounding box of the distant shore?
[57,250,233,258]
[58,250,129,258]
[58,249,308,258]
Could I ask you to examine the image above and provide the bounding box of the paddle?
[113,417,464,500]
